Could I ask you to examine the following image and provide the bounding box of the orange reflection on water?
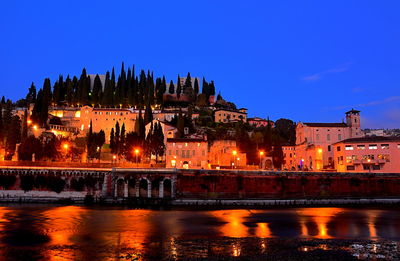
[0,207,12,231]
[255,222,272,238]
[211,210,250,238]
[296,208,343,239]
[42,206,88,246]
[367,210,382,239]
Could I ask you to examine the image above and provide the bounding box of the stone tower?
[346,109,362,138]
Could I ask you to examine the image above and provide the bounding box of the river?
[0,205,399,260]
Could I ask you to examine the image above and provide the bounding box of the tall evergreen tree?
[176,75,182,99]
[92,74,102,106]
[120,123,125,155]
[21,109,28,142]
[115,122,120,154]
[193,78,199,95]
[26,82,37,104]
[184,72,192,91]
[168,80,175,94]
[144,101,153,125]
[110,128,115,152]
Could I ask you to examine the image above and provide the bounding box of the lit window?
[337,146,341,152]
[369,144,377,150]
[381,144,389,149]
[345,145,353,150]
[185,143,188,147]
[357,145,365,150]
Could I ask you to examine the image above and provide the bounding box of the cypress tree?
[21,109,28,142]
[202,77,209,96]
[120,123,125,154]
[193,78,199,95]
[87,120,93,152]
[26,82,37,104]
[138,70,146,107]
[209,80,216,96]
[176,75,182,99]
[102,71,113,106]
[184,72,192,91]
[168,80,175,94]
[65,76,74,106]
[144,101,153,125]
[110,128,115,152]
[92,74,102,106]
[115,121,120,154]
[78,68,89,105]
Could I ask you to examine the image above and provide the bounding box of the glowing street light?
[33,125,38,131]
[62,143,69,150]
[27,119,32,125]
[259,151,265,169]
[232,150,238,169]
[134,148,140,167]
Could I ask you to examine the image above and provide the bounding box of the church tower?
[346,109,362,138]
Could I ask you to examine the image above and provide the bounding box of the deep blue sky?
[1,1,400,128]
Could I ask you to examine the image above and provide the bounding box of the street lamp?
[134,148,140,167]
[259,151,264,169]
[232,150,237,169]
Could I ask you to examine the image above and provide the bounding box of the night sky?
[1,1,399,128]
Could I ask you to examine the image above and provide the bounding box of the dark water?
[0,205,399,260]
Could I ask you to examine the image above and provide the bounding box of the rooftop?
[334,136,400,144]
[303,122,348,128]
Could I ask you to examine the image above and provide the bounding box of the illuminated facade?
[214,108,247,123]
[334,136,400,173]
[295,109,364,171]
[165,137,208,169]
[208,140,246,168]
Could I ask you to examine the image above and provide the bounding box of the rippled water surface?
[0,205,399,260]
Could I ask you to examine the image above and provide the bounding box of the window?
[381,144,389,149]
[316,134,319,141]
[192,150,195,156]
[327,134,331,141]
[328,145,331,152]
[398,144,400,149]
[345,145,354,150]
[369,144,377,150]
[347,166,355,171]
[338,134,342,140]
[357,145,365,150]
[337,146,341,152]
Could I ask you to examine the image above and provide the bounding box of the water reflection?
[0,206,398,260]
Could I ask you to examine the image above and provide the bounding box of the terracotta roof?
[167,138,206,142]
[303,122,347,128]
[334,136,400,144]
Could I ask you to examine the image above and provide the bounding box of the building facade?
[295,109,364,171]
[214,108,247,123]
[165,137,208,169]
[334,136,400,173]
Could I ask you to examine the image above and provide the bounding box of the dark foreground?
[0,205,399,260]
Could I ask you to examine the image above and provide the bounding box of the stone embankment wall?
[176,171,400,199]
[0,167,400,204]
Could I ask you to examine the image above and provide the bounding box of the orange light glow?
[317,148,323,154]
[259,151,264,156]
[62,143,69,150]
[134,148,140,155]
[113,155,117,160]
[27,119,32,125]
[33,125,38,130]
[232,150,237,156]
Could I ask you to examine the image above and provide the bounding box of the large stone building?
[214,108,247,123]
[165,136,209,169]
[295,109,364,170]
[333,136,400,173]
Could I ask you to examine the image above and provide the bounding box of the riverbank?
[2,195,400,208]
